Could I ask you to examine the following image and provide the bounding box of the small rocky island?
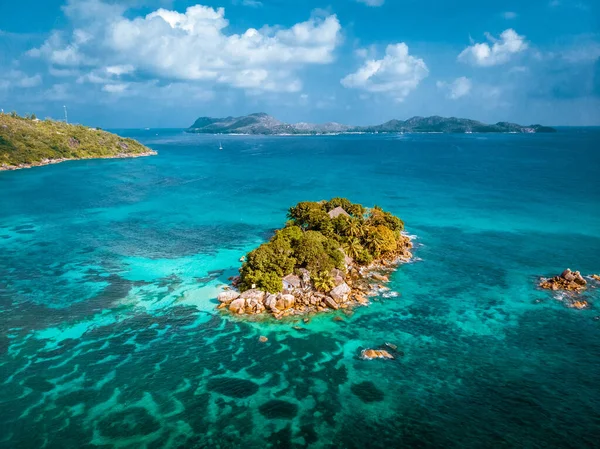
[0,112,155,170]
[539,269,588,292]
[539,269,600,310]
[217,198,413,319]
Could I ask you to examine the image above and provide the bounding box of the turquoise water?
[1,129,599,448]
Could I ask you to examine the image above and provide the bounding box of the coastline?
[217,232,414,321]
[0,150,157,172]
[185,130,551,136]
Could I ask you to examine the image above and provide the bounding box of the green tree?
[347,218,364,238]
[363,226,386,257]
[376,225,398,254]
[295,231,342,274]
[342,237,362,260]
[312,271,335,292]
[324,197,366,217]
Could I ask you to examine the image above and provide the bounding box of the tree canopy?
[239,198,406,293]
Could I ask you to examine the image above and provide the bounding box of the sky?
[0,0,599,128]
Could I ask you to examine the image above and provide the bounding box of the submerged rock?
[570,300,589,310]
[207,377,259,398]
[351,381,385,403]
[259,400,299,419]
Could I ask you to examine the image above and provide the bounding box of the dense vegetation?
[0,113,153,168]
[239,198,406,293]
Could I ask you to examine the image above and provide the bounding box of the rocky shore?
[217,239,413,320]
[0,150,157,171]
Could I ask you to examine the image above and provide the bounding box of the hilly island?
[187,112,557,135]
[0,113,155,171]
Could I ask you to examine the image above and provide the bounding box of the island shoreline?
[0,150,157,172]
[216,199,414,321]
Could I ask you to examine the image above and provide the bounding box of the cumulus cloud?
[458,29,528,67]
[436,77,472,99]
[28,1,342,93]
[356,0,385,6]
[0,70,43,90]
[341,43,428,101]
[102,83,128,93]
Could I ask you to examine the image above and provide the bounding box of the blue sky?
[1,0,599,127]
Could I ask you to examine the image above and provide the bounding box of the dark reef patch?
[207,377,260,398]
[259,400,299,419]
[97,407,160,438]
[23,376,54,392]
[351,381,385,403]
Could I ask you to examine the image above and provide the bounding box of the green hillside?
[0,113,155,170]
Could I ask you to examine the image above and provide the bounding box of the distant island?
[187,112,557,135]
[0,113,155,171]
[217,198,413,320]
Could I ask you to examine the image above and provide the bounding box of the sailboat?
[219,141,223,150]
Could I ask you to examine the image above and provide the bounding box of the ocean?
[1,129,599,448]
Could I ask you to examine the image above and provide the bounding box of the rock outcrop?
[229,297,246,314]
[361,349,394,360]
[324,296,339,310]
[330,283,351,303]
[539,269,587,292]
[218,291,240,304]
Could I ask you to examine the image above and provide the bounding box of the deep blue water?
[1,129,599,448]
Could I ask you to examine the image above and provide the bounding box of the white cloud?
[106,65,135,76]
[28,1,342,93]
[458,29,528,67]
[102,83,128,93]
[503,11,518,19]
[49,67,81,77]
[0,70,43,90]
[436,76,472,99]
[356,0,385,6]
[19,74,43,88]
[241,0,263,7]
[341,43,428,101]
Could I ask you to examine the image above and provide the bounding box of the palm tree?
[313,271,335,292]
[364,230,385,257]
[347,218,364,238]
[342,237,362,260]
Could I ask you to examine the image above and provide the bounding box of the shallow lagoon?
[1,130,599,448]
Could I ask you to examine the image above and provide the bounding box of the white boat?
[219,141,223,150]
